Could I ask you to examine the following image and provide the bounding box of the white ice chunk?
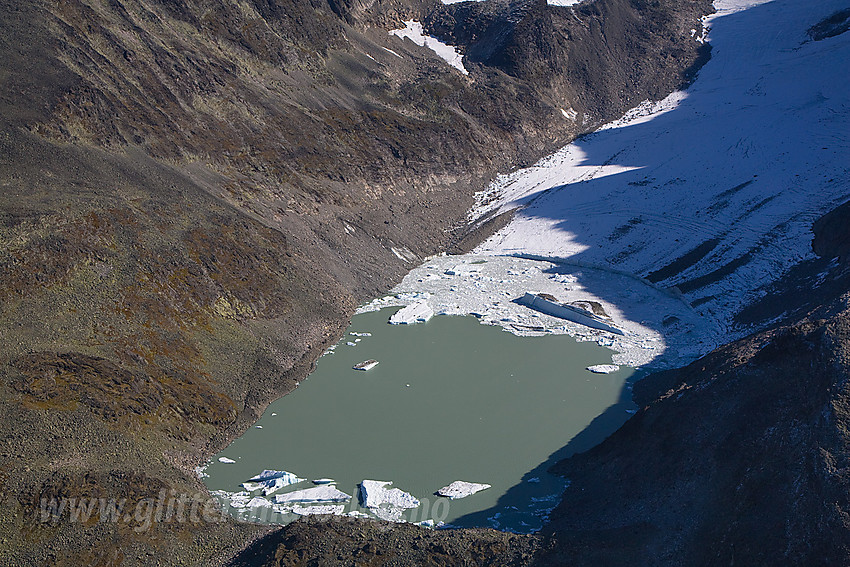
[372,506,406,522]
[436,481,492,499]
[248,470,304,483]
[220,491,252,508]
[290,504,345,516]
[586,364,620,374]
[388,301,434,325]
[244,470,306,495]
[274,486,351,504]
[246,497,273,508]
[445,264,482,276]
[218,456,236,464]
[345,510,372,518]
[359,480,420,509]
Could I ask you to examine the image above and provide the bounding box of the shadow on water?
[452,0,841,532]
[450,369,644,530]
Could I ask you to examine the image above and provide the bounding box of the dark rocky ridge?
[0,0,713,564]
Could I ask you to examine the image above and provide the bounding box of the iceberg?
[518,292,624,336]
[371,506,406,522]
[248,470,290,481]
[359,480,420,509]
[345,510,371,518]
[586,364,620,374]
[261,476,307,496]
[436,481,491,500]
[290,504,345,516]
[274,486,351,504]
[218,456,236,464]
[213,491,251,508]
[244,470,306,495]
[388,301,434,325]
[246,497,273,508]
[353,359,379,371]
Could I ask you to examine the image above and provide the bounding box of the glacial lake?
[203,308,638,532]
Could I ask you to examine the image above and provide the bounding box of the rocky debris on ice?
[586,364,621,374]
[359,480,420,510]
[388,300,434,324]
[273,485,351,504]
[436,481,492,499]
[445,264,482,276]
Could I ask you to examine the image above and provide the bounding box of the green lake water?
[203,308,637,532]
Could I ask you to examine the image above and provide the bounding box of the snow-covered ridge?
[390,20,468,75]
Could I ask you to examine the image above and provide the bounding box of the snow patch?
[390,21,468,75]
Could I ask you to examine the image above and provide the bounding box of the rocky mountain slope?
[0,0,713,564]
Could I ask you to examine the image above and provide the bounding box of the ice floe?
[246,497,273,508]
[290,504,346,516]
[243,470,306,495]
[359,480,420,510]
[211,490,252,508]
[359,254,714,369]
[388,300,434,325]
[436,481,492,499]
[218,456,236,464]
[353,359,379,371]
[586,364,620,374]
[274,486,351,504]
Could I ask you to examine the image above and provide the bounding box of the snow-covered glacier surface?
[389,0,849,367]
